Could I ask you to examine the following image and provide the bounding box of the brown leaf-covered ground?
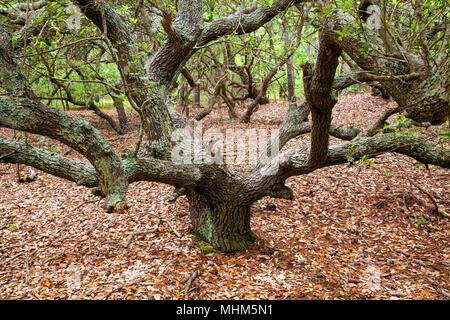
[0,91,449,300]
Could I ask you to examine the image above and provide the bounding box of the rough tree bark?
[330,6,449,125]
[283,22,296,103]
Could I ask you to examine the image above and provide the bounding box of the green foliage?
[359,43,370,55]
[380,114,419,138]
[413,163,426,169]
[197,240,214,255]
[359,155,375,168]
[2,0,448,114]
[438,130,450,142]
[382,169,392,177]
[415,217,430,228]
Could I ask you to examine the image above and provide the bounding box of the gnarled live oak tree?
[0,0,449,252]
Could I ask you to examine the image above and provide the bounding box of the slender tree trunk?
[286,58,295,102]
[115,101,131,133]
[178,84,189,116]
[283,23,296,102]
[193,84,200,107]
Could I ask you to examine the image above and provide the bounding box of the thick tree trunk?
[187,191,254,252]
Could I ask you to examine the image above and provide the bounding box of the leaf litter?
[0,91,448,300]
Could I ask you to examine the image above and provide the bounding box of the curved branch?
[0,137,203,192]
[0,136,98,188]
[284,134,450,178]
[197,0,304,47]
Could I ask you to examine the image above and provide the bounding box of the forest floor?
[0,91,449,300]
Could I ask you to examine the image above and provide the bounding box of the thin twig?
[16,37,104,58]
[74,199,98,211]
[160,218,181,237]
[184,270,199,300]
[43,251,64,265]
[406,176,442,216]
[436,287,450,298]
[124,218,181,248]
[62,148,73,156]
[25,252,31,283]
[124,220,163,248]
[0,252,26,266]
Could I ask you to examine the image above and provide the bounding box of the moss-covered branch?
[0,136,99,188]
[0,137,203,193]
[284,134,450,177]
